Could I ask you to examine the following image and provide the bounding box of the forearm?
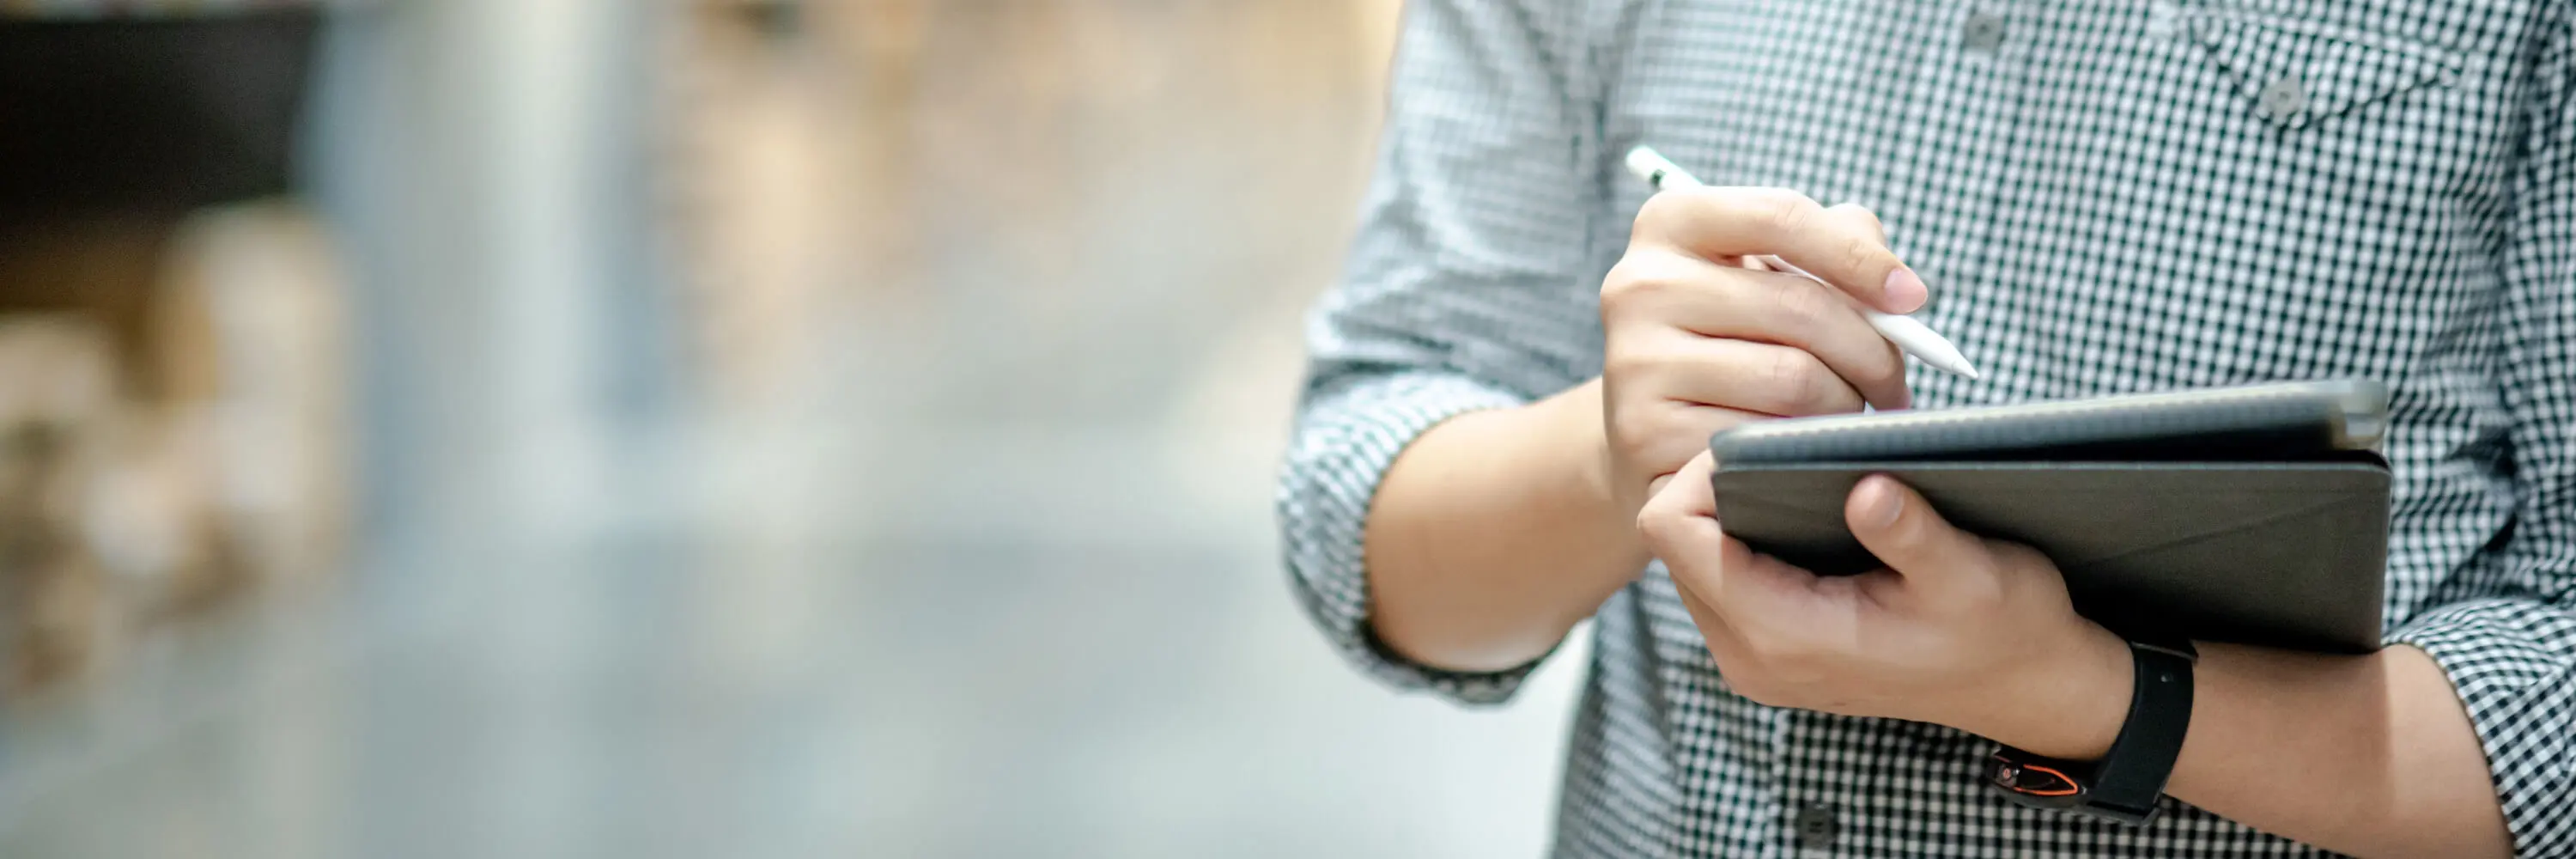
[1364,378,1646,672]
[1996,640,2510,858]
[2161,643,2509,859]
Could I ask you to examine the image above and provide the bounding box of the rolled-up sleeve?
[2385,14,2576,856]
[1276,0,1607,704]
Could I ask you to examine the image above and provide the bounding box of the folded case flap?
[1709,461,2391,653]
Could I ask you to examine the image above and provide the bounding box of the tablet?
[1704,379,2392,653]
[1708,378,2390,465]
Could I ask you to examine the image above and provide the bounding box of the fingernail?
[1862,478,1904,529]
[1882,268,1928,314]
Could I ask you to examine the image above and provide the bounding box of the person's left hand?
[1637,451,2136,759]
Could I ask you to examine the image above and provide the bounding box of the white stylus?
[1623,146,1983,381]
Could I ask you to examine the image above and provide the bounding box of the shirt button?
[1963,12,2007,52]
[1792,802,1839,849]
[2260,76,2307,120]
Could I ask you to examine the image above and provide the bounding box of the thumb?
[1844,474,1990,604]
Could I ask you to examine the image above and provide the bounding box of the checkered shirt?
[1278,1,2576,856]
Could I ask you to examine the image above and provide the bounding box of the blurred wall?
[307,0,682,556]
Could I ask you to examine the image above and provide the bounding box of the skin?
[1360,186,2513,858]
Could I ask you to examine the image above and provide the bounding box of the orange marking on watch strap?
[2011,763,2083,797]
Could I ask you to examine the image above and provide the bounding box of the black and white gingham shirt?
[1279,1,2576,856]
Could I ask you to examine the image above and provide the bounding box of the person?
[1277,3,2572,856]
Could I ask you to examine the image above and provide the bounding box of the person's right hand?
[1597,187,1928,513]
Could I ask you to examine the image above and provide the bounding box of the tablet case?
[1707,380,2389,465]
[1710,461,2390,653]
[1705,381,2393,654]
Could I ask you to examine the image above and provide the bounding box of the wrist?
[1539,379,1649,568]
[1538,378,1620,519]
[1972,621,2136,759]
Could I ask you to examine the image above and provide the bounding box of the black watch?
[1986,635,2197,825]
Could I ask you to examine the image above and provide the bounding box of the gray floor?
[0,4,1589,856]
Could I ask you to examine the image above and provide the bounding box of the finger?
[1822,203,1886,244]
[1807,206,1911,408]
[1606,254,1909,411]
[1669,565,1754,667]
[1641,455,1821,631]
[1637,450,1721,532]
[1634,186,1927,314]
[1620,332,1868,417]
[1692,539,1832,653]
[1637,452,1734,596]
[1844,474,1994,608]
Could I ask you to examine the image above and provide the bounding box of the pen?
[1623,146,1983,381]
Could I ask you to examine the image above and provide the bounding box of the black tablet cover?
[1705,381,2392,653]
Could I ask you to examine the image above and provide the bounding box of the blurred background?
[0,1,1589,856]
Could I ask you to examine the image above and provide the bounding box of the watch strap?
[1987,636,2196,825]
[2086,638,2196,822]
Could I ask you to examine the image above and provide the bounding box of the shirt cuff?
[2385,597,2576,856]
[1276,369,1546,705]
